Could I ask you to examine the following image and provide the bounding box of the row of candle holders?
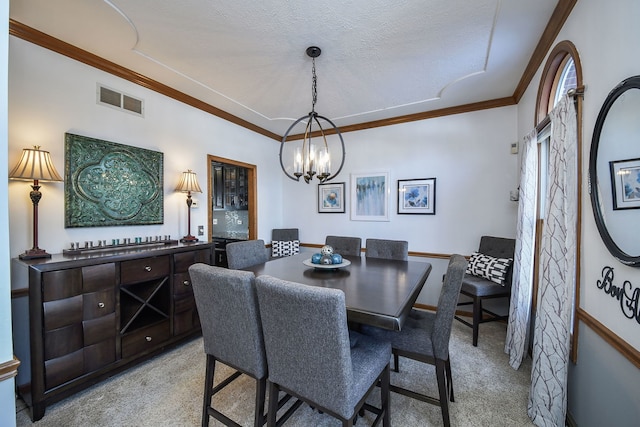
[63,236,177,255]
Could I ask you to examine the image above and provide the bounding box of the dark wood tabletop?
[243,252,432,331]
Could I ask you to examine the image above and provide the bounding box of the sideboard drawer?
[121,255,170,283]
[121,320,170,359]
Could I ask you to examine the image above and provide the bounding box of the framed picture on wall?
[397,177,436,215]
[350,172,389,221]
[318,182,345,213]
[610,158,640,210]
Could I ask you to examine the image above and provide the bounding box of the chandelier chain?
[311,57,317,113]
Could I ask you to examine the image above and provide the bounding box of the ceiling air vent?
[97,84,144,116]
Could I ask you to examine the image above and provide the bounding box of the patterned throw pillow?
[466,252,513,286]
[271,240,300,257]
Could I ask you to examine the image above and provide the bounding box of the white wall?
[516,0,640,425]
[1,2,18,426]
[8,37,283,259]
[282,106,519,304]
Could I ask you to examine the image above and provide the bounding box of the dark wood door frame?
[207,155,257,241]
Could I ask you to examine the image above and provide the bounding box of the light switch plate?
[510,142,519,154]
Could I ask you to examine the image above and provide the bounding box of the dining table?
[242,252,432,331]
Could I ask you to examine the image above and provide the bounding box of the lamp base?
[19,248,52,260]
[180,235,199,243]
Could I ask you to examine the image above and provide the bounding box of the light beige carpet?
[16,320,534,426]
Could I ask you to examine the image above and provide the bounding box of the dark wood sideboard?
[11,242,214,421]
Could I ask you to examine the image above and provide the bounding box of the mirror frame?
[589,75,640,267]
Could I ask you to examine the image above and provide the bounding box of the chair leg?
[472,297,482,347]
[202,355,215,427]
[381,364,391,427]
[393,352,400,372]
[445,358,454,402]
[435,359,451,427]
[255,377,267,426]
[266,381,279,427]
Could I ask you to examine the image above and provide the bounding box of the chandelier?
[279,46,345,183]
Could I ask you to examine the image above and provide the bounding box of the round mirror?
[589,75,640,266]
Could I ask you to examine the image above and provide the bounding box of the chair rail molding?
[0,357,20,382]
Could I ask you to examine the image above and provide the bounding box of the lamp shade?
[9,146,63,182]
[175,169,202,193]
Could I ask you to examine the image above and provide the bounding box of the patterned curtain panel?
[505,128,538,369]
[528,95,578,427]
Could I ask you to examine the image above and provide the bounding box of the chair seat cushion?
[361,309,436,358]
[466,252,512,285]
[461,274,511,297]
[346,330,391,418]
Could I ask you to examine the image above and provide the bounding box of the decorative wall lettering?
[596,266,640,324]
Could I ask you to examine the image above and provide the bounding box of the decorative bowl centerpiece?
[304,245,351,270]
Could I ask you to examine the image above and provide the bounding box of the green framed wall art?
[64,133,164,227]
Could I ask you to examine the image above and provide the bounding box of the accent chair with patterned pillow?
[455,236,516,346]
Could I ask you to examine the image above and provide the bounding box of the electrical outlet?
[197,225,204,236]
[191,198,199,208]
[237,220,243,225]
[212,218,218,225]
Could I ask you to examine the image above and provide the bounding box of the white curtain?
[528,95,578,427]
[505,128,537,369]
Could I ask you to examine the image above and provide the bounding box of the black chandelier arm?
[314,114,345,182]
[279,113,345,183]
[279,114,311,181]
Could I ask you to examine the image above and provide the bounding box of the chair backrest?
[271,228,299,241]
[255,275,353,416]
[226,239,268,269]
[477,235,516,286]
[188,263,267,378]
[325,235,362,256]
[365,238,409,261]
[432,254,468,360]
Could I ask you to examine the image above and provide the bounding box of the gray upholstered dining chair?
[255,275,391,427]
[189,264,300,427]
[455,235,515,346]
[325,235,362,257]
[188,264,267,426]
[361,254,467,427]
[226,239,269,269]
[365,238,409,261]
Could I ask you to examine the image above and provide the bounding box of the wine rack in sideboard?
[10,242,213,421]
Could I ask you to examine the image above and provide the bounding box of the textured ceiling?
[10,0,559,137]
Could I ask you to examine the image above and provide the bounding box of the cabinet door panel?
[174,308,199,336]
[121,256,170,283]
[121,320,170,359]
[44,323,83,360]
[84,340,116,373]
[173,272,193,297]
[83,289,115,319]
[45,349,84,390]
[43,269,82,301]
[83,263,116,292]
[174,249,211,273]
[43,295,83,331]
[83,313,116,346]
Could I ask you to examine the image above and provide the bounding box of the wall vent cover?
[97,84,144,116]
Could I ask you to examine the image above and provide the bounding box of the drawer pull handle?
[145,266,152,272]
[145,336,152,342]
[98,302,105,308]
[183,280,190,286]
